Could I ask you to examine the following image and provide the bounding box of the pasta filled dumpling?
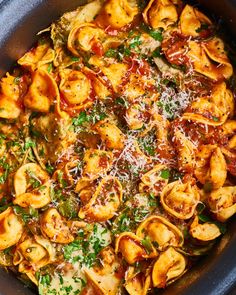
[68,23,106,56]
[189,216,221,241]
[13,235,55,285]
[13,163,51,209]
[180,5,212,37]
[41,208,74,244]
[84,247,122,295]
[183,82,234,126]
[139,164,169,196]
[115,232,157,264]
[143,0,179,30]
[174,129,196,173]
[79,176,122,222]
[60,69,91,105]
[187,38,233,81]
[0,208,24,250]
[195,145,227,190]
[82,149,113,179]
[96,0,138,29]
[125,268,151,295]
[94,120,125,150]
[0,74,22,119]
[160,180,200,219]
[136,215,184,250]
[18,42,55,71]
[23,69,59,113]
[208,186,236,222]
[152,247,186,288]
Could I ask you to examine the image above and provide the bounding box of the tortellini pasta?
[152,247,186,288]
[13,163,51,208]
[68,23,106,56]
[41,208,74,243]
[180,5,212,37]
[94,120,125,150]
[23,69,59,113]
[207,186,236,222]
[0,74,22,119]
[183,82,234,125]
[125,268,151,295]
[143,0,179,30]
[13,235,55,284]
[84,247,122,295]
[195,145,227,190]
[187,38,233,81]
[189,216,221,241]
[59,69,91,105]
[0,208,24,250]
[161,180,200,219]
[18,42,55,71]
[139,164,169,196]
[136,215,184,250]
[79,176,122,222]
[115,232,157,264]
[100,63,128,93]
[96,0,138,29]
[82,149,113,179]
[174,129,196,172]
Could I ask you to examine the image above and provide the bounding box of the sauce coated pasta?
[0,0,235,294]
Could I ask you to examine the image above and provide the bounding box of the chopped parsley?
[0,157,11,184]
[129,35,142,49]
[160,169,170,179]
[141,236,153,254]
[152,47,162,57]
[63,224,110,267]
[148,29,163,41]
[72,111,88,127]
[13,205,39,223]
[47,63,53,73]
[46,162,54,174]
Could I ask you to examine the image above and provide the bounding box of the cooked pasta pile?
[0,0,235,294]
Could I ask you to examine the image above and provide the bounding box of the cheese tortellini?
[136,215,184,250]
[13,163,51,208]
[187,38,233,81]
[0,74,22,119]
[13,235,55,285]
[195,145,227,190]
[59,69,91,105]
[161,180,200,219]
[79,176,122,222]
[23,69,59,113]
[143,0,179,30]
[0,208,24,250]
[97,0,138,29]
[208,186,236,222]
[115,232,157,264]
[41,208,74,244]
[152,247,186,288]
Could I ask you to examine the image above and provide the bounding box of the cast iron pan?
[0,0,236,294]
